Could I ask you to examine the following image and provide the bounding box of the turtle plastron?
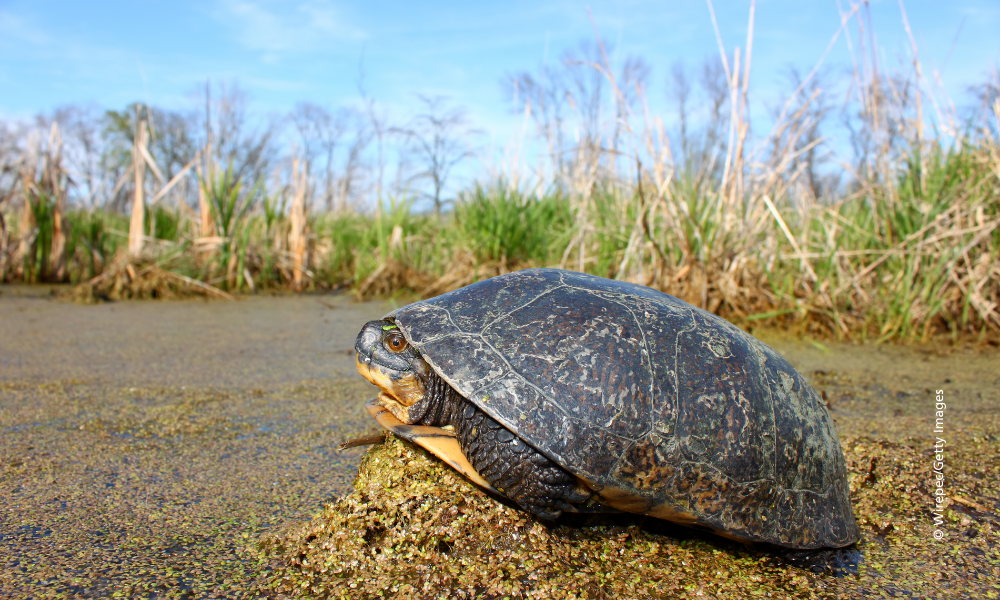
[366,398,500,493]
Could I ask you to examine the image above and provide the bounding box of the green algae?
[258,437,812,598]
[838,437,1000,598]
[258,339,1000,600]
[259,432,999,599]
[0,379,377,598]
[3,290,998,598]
[0,292,390,598]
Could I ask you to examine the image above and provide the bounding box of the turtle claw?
[565,481,593,504]
[778,544,863,576]
[527,506,563,521]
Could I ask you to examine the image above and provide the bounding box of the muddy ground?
[0,285,388,598]
[1,284,997,599]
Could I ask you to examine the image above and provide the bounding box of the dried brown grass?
[71,249,235,302]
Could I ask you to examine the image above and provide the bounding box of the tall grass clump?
[4,125,75,284]
[455,182,572,267]
[309,210,370,287]
[792,140,1000,341]
[64,209,128,281]
[351,196,442,298]
[199,161,262,292]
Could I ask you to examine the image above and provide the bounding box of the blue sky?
[1,0,998,199]
[2,1,997,118]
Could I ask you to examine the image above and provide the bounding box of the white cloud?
[0,10,52,46]
[214,0,367,54]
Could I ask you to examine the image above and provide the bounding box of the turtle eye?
[383,331,409,353]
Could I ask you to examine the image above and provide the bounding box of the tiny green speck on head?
[382,325,398,330]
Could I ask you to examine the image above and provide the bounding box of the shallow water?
[0,286,390,597]
[1,285,997,598]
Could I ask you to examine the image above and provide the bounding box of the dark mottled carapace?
[386,268,859,549]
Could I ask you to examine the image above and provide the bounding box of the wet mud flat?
[1,286,998,598]
[0,287,388,598]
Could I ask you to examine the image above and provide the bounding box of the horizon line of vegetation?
[0,2,998,344]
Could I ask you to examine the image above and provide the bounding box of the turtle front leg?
[453,398,589,520]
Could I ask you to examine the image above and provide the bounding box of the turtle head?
[355,319,432,424]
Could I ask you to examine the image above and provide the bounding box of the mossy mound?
[259,431,1000,599]
[255,440,764,598]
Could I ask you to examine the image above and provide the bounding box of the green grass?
[454,182,572,266]
[199,162,263,291]
[788,140,999,341]
[24,190,54,283]
[64,209,128,281]
[2,139,996,343]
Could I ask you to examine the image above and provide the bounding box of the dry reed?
[0,4,995,344]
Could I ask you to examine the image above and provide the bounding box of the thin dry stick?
[137,140,165,187]
[18,133,39,280]
[150,158,197,204]
[834,204,964,294]
[897,0,925,194]
[761,193,818,282]
[511,99,532,190]
[0,211,7,282]
[128,115,147,257]
[289,154,309,290]
[732,1,754,208]
[994,99,1000,138]
[47,122,69,282]
[155,268,237,301]
[942,226,1000,327]
[838,1,886,239]
[108,168,131,201]
[773,3,857,130]
[705,0,737,200]
[339,432,387,450]
[585,8,669,282]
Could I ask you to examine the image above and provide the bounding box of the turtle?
[354,268,860,552]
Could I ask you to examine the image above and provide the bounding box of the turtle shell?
[388,268,859,549]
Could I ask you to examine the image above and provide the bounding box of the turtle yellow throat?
[356,349,591,519]
[355,352,455,426]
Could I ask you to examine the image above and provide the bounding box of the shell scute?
[480,286,654,442]
[441,270,567,335]
[674,314,775,483]
[391,303,457,343]
[614,434,680,492]
[411,334,506,395]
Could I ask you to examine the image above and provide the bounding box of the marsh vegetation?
[1,6,997,343]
